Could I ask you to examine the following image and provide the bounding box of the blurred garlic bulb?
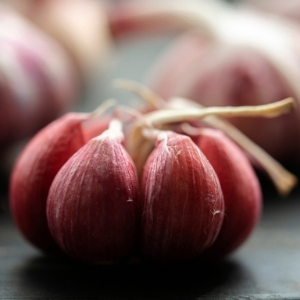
[4,0,113,80]
[0,3,78,147]
[148,31,300,162]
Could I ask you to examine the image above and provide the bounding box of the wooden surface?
[0,183,300,300]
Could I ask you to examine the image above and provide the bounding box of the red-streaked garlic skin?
[149,33,300,163]
[10,113,89,254]
[47,131,139,263]
[195,128,262,259]
[141,131,224,262]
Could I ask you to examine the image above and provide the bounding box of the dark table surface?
[0,180,300,300]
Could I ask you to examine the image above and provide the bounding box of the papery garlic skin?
[47,129,139,263]
[141,131,224,262]
[10,113,88,254]
[195,128,262,259]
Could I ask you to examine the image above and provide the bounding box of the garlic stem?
[142,127,165,143]
[113,105,146,124]
[127,125,155,178]
[96,118,124,142]
[118,80,297,194]
[113,79,166,109]
[144,98,295,126]
[168,97,298,195]
[115,79,295,122]
[90,99,115,118]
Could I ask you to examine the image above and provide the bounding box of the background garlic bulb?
[0,3,78,147]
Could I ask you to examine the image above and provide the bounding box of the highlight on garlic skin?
[9,81,298,263]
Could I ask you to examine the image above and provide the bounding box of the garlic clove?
[194,128,262,259]
[47,120,139,263]
[10,113,89,254]
[140,131,224,262]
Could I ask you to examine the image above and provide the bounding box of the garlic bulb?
[0,3,78,147]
